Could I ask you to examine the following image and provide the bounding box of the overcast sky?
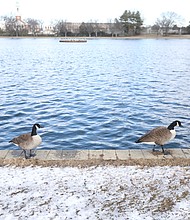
[0,0,190,26]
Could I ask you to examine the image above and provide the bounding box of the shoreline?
[0,149,190,167]
[1,34,190,39]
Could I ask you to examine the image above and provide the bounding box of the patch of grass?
[155,198,175,212]
[1,157,190,167]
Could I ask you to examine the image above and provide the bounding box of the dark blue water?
[0,37,189,150]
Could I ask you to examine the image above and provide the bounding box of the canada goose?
[135,120,182,153]
[9,123,43,159]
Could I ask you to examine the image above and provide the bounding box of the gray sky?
[0,0,190,26]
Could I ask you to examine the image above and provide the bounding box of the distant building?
[15,0,27,35]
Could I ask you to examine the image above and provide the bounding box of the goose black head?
[168,120,182,130]
[34,123,43,129]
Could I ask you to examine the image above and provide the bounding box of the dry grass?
[1,157,190,167]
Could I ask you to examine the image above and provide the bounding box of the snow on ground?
[0,165,190,220]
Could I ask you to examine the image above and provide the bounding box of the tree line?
[0,10,190,37]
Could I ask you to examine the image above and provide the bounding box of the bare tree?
[92,21,100,37]
[3,16,17,36]
[54,20,68,37]
[111,18,123,37]
[151,24,160,35]
[155,12,183,35]
[26,18,40,36]
[86,22,94,37]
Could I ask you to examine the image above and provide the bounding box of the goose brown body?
[10,133,42,150]
[136,126,175,146]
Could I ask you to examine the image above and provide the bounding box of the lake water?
[0,37,190,150]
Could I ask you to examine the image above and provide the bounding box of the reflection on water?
[0,38,190,150]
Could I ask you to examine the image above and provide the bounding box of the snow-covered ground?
[0,165,189,220]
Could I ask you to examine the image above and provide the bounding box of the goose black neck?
[31,125,37,136]
[167,123,175,130]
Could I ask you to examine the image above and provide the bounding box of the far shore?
[1,34,190,39]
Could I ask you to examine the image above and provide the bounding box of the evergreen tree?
[120,10,143,35]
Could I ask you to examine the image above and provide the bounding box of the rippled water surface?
[0,38,190,150]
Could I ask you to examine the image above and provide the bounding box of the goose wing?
[10,133,32,146]
[137,126,172,145]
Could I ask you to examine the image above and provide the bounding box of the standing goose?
[9,123,43,159]
[135,120,182,153]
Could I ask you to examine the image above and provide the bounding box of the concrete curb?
[0,148,190,160]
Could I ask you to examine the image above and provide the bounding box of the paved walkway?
[0,148,190,160]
